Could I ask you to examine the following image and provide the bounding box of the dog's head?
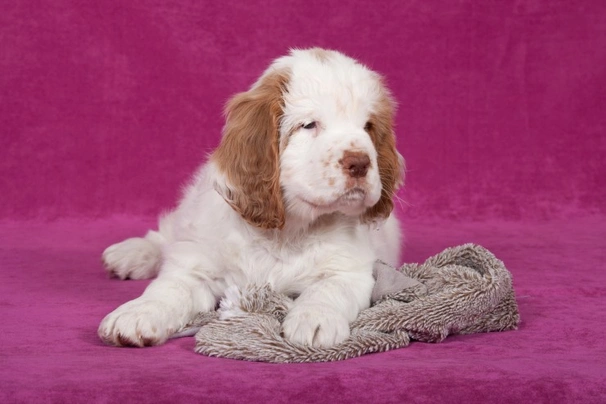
[212,48,404,230]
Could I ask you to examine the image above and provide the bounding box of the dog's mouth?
[339,188,366,203]
[301,188,367,211]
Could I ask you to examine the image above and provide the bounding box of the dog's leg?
[102,213,177,280]
[281,265,374,348]
[102,229,165,280]
[98,275,216,347]
[98,241,218,347]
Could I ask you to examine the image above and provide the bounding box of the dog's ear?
[362,82,404,223]
[212,70,290,230]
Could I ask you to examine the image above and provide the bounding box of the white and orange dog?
[99,48,404,348]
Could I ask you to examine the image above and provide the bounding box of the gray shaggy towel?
[177,244,519,363]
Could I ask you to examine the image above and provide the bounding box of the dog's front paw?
[282,305,350,348]
[98,299,180,347]
[102,237,160,280]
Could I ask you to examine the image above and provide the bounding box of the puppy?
[99,48,404,348]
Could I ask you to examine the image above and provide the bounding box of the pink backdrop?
[2,1,604,220]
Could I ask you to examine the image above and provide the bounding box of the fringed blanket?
[175,244,519,362]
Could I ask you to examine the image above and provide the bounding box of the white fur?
[99,48,402,348]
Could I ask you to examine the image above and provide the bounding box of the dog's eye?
[302,121,317,130]
[364,121,373,132]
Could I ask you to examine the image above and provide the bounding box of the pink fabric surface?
[1,0,605,402]
[1,217,605,403]
[2,0,605,220]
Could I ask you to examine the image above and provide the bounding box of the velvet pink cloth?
[1,1,605,402]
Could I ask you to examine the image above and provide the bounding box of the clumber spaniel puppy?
[99,48,404,348]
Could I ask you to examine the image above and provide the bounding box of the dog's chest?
[217,230,334,294]
[246,237,321,290]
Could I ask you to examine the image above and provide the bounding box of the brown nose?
[340,151,370,178]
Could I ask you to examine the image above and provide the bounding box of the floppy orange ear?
[362,85,404,223]
[212,70,290,230]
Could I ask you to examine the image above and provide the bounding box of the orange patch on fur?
[360,79,404,223]
[309,47,332,63]
[212,70,291,229]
